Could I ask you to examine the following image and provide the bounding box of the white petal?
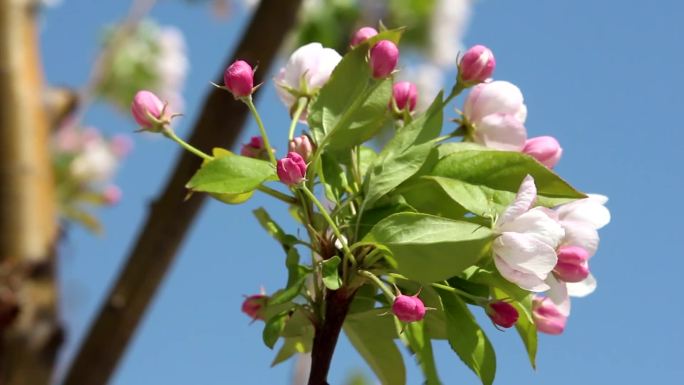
[494,255,550,292]
[499,207,565,248]
[493,232,558,277]
[567,274,597,297]
[496,175,536,226]
[546,274,571,316]
[557,196,611,229]
[463,81,526,122]
[561,220,600,257]
[473,113,527,151]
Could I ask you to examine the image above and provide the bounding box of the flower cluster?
[53,125,131,231]
[133,24,610,385]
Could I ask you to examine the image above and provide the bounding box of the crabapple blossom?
[493,175,564,291]
[275,43,342,114]
[464,81,528,151]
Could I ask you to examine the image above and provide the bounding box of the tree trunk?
[0,1,60,384]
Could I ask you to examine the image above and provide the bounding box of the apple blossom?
[493,175,564,291]
[350,26,378,47]
[275,43,342,114]
[463,81,528,151]
[277,152,307,186]
[459,44,495,84]
[224,60,254,98]
[523,136,563,168]
[392,293,426,323]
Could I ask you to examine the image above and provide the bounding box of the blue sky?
[42,1,683,384]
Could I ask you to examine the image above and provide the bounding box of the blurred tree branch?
[0,0,59,384]
[61,1,303,384]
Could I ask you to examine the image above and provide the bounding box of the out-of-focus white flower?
[401,63,444,112]
[493,175,565,292]
[430,0,472,67]
[155,26,189,110]
[69,136,119,182]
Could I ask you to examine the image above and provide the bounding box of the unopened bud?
[390,81,418,113]
[241,294,267,321]
[288,135,314,161]
[369,40,399,79]
[392,293,426,323]
[486,301,519,328]
[532,296,567,335]
[553,245,590,283]
[350,26,378,47]
[459,45,495,84]
[277,152,307,185]
[523,136,563,168]
[131,90,166,129]
[224,60,255,98]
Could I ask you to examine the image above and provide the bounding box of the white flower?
[69,138,118,182]
[493,175,565,291]
[463,81,528,151]
[275,43,342,112]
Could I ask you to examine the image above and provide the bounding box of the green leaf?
[363,91,444,209]
[431,150,585,207]
[186,154,276,195]
[438,289,496,385]
[493,287,537,369]
[356,195,416,240]
[269,274,308,307]
[363,213,494,283]
[263,311,289,349]
[321,256,343,290]
[345,309,406,385]
[358,146,377,176]
[308,30,402,148]
[253,207,298,248]
[399,320,442,385]
[320,153,349,202]
[271,334,313,367]
[398,177,468,220]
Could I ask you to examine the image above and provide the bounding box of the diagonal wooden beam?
[61,1,303,384]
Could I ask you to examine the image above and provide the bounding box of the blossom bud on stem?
[369,40,399,79]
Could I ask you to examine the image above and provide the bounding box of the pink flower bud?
[390,81,418,112]
[532,296,567,335]
[277,152,307,185]
[224,60,254,98]
[392,294,426,323]
[553,245,590,283]
[103,185,122,205]
[459,45,495,84]
[486,301,519,328]
[288,135,314,161]
[131,90,165,129]
[240,136,264,158]
[369,40,399,79]
[241,294,267,320]
[523,136,563,168]
[350,26,378,47]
